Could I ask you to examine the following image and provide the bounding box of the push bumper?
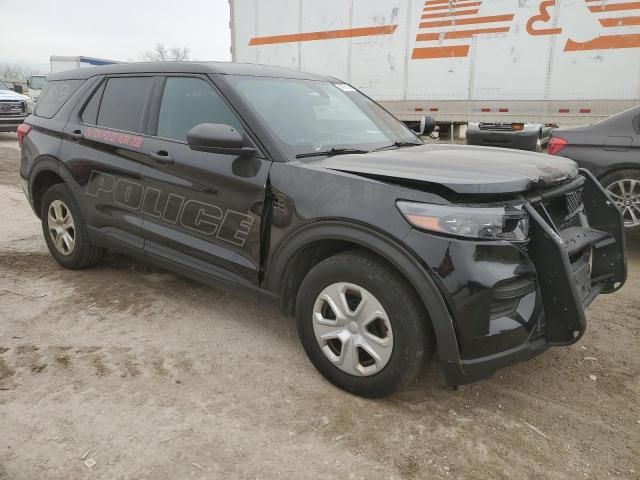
[406,170,626,387]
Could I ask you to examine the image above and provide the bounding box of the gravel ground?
[0,132,638,480]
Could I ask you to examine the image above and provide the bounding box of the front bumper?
[0,115,27,132]
[405,170,626,387]
[466,127,539,151]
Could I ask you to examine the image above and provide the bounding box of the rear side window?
[81,81,105,125]
[34,80,84,118]
[157,77,242,142]
[97,77,152,133]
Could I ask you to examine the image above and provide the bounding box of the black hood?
[313,144,578,194]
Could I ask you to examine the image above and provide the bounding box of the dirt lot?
[0,132,638,480]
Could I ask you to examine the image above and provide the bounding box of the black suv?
[19,62,626,397]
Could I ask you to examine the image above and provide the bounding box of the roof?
[46,61,334,82]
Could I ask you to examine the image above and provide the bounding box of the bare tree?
[0,63,43,81]
[142,44,190,62]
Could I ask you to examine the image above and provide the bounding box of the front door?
[137,75,271,288]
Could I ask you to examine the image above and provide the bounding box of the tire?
[599,169,640,231]
[295,250,432,398]
[534,132,543,153]
[40,183,105,269]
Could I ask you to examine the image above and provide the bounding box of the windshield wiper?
[372,141,422,152]
[295,147,370,159]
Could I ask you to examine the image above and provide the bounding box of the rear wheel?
[600,170,640,231]
[41,184,105,269]
[295,251,432,398]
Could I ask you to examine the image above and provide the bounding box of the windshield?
[29,76,47,90]
[0,80,8,90]
[228,76,419,158]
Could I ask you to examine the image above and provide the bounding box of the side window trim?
[78,78,106,125]
[145,76,166,137]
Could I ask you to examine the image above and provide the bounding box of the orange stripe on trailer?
[416,32,441,41]
[580,108,592,113]
[564,33,640,50]
[559,108,570,113]
[411,45,470,59]
[424,0,456,5]
[599,16,640,27]
[589,2,640,13]
[248,25,398,46]
[423,1,482,12]
[422,9,479,19]
[419,14,514,29]
[443,26,510,38]
[481,108,491,112]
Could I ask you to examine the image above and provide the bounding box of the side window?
[81,82,105,125]
[34,80,84,119]
[97,77,152,133]
[157,77,242,142]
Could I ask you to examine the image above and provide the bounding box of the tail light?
[548,136,568,155]
[17,123,31,146]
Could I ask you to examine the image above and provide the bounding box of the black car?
[18,62,626,397]
[549,105,640,230]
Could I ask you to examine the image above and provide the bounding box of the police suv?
[18,62,626,397]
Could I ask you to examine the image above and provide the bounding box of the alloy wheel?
[312,282,393,376]
[605,179,640,228]
[47,200,76,255]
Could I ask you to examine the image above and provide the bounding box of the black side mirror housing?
[186,123,255,157]
[412,115,436,135]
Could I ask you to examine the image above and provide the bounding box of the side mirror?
[412,115,436,135]
[26,79,30,88]
[186,123,255,157]
[14,85,23,94]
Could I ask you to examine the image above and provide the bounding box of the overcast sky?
[0,0,232,72]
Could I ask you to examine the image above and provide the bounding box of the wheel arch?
[29,158,88,219]
[264,220,461,366]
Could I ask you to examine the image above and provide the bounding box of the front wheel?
[600,170,640,231]
[295,251,433,398]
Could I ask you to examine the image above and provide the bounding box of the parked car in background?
[466,122,551,152]
[0,79,34,133]
[549,105,640,230]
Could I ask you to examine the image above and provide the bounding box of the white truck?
[27,56,121,101]
[230,0,640,150]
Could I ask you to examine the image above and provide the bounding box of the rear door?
[59,75,154,255]
[137,74,271,288]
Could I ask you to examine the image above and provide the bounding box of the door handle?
[69,129,83,140]
[150,150,174,164]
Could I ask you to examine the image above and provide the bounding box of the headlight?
[397,201,529,241]
[26,100,35,114]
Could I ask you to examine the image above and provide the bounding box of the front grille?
[0,100,26,116]
[542,185,586,232]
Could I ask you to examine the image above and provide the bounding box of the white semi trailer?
[230,0,640,149]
